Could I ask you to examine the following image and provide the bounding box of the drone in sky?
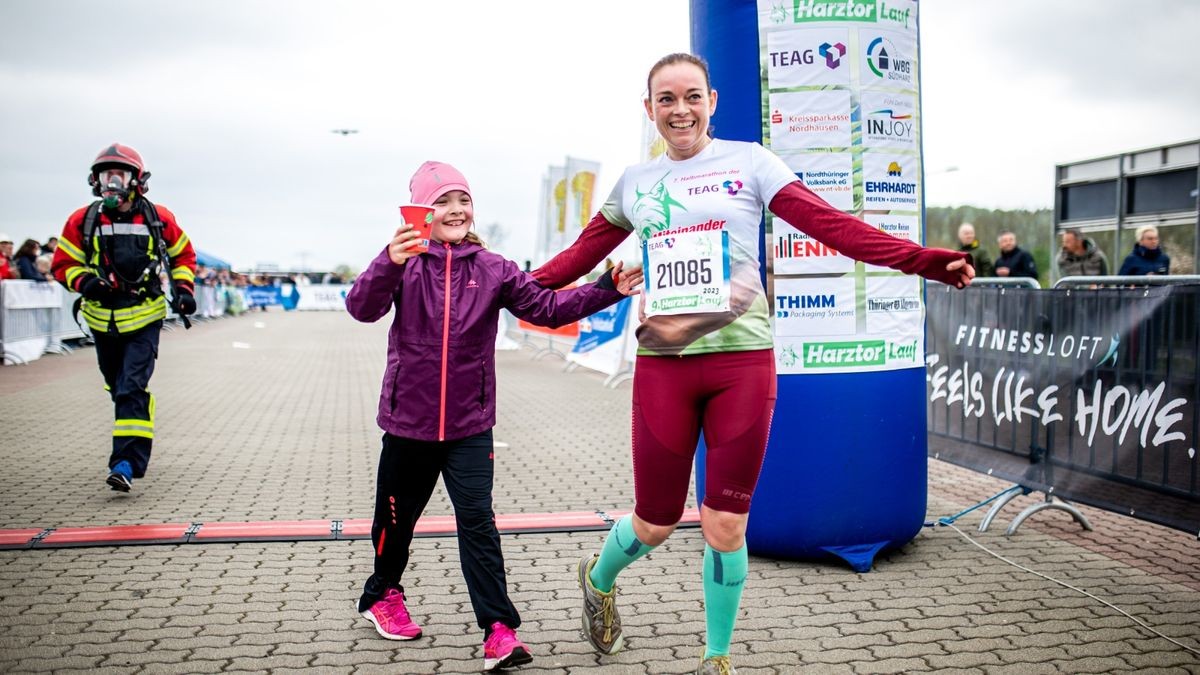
[331,129,359,136]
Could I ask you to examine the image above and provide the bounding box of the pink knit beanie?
[409,161,471,206]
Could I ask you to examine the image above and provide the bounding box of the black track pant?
[93,321,160,477]
[358,429,520,632]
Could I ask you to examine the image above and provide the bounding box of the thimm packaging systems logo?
[802,339,918,368]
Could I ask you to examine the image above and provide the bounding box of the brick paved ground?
[1,312,1197,674]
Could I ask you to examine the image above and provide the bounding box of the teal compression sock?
[589,515,653,593]
[703,543,748,659]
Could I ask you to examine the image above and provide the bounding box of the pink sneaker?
[483,621,532,671]
[360,588,422,640]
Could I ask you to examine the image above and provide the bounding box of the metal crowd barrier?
[1,281,85,365]
[1054,274,1200,289]
[3,281,251,361]
[929,276,1200,536]
[47,285,87,353]
[965,276,1042,289]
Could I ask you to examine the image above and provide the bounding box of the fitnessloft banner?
[757,0,924,375]
[925,285,1199,536]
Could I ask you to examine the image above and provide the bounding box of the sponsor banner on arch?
[758,0,923,374]
[926,285,1199,536]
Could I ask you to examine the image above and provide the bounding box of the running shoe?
[106,460,133,492]
[577,553,624,654]
[360,588,422,640]
[482,621,532,671]
[696,654,737,675]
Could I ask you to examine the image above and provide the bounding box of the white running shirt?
[601,139,797,356]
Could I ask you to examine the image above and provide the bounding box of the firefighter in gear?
[51,143,197,492]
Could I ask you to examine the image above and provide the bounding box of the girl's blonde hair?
[464,231,486,248]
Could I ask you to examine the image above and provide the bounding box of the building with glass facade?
[1054,139,1198,279]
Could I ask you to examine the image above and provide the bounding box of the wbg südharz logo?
[631,172,686,239]
[793,0,876,22]
[865,35,913,85]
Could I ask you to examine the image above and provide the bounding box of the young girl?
[534,54,973,675]
[346,161,641,672]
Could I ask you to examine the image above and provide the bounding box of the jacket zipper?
[438,242,452,441]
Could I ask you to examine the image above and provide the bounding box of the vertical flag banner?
[565,157,601,233]
[641,114,668,161]
[758,0,923,375]
[539,165,568,264]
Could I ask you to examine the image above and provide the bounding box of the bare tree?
[479,222,508,250]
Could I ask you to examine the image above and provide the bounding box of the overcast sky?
[1,1,1196,271]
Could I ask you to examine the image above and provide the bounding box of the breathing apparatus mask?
[87,144,151,210]
[94,167,135,209]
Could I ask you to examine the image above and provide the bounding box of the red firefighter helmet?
[88,143,150,196]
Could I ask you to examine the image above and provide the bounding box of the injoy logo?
[819,42,846,69]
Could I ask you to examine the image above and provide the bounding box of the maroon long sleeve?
[532,212,632,290]
[768,181,971,287]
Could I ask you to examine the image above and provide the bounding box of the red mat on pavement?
[192,519,336,543]
[0,508,700,550]
[34,523,192,548]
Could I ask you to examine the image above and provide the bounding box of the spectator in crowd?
[41,236,58,255]
[994,231,1038,279]
[1056,228,1109,277]
[0,234,17,280]
[13,239,43,280]
[956,223,993,277]
[35,254,54,281]
[1119,225,1171,276]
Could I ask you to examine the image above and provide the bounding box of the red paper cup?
[398,204,434,253]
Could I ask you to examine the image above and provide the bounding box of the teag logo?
[723,180,743,196]
[769,49,815,68]
[819,42,846,69]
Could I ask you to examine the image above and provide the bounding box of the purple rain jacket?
[346,240,624,442]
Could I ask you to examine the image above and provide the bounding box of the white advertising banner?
[295,285,353,310]
[759,0,924,375]
[2,280,62,309]
[861,90,916,150]
[773,219,855,275]
[765,27,852,88]
[773,277,857,337]
[779,152,854,211]
[768,90,853,150]
[863,213,920,271]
